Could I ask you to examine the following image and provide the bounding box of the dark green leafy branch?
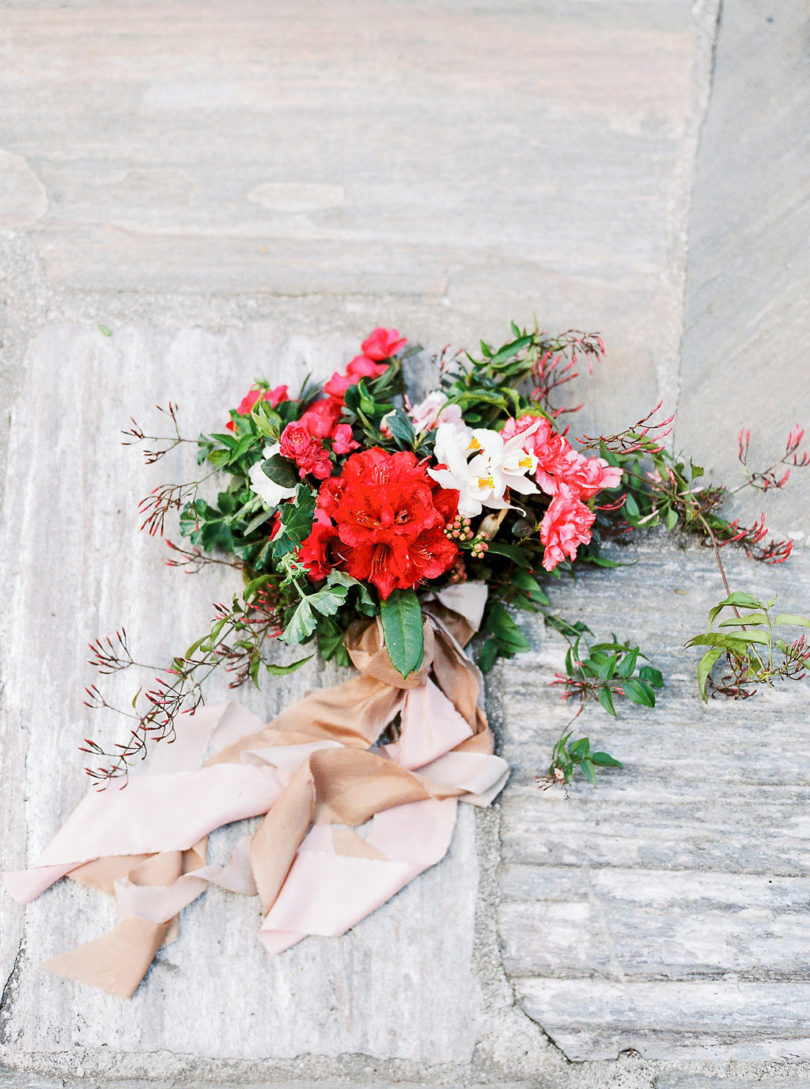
[537,625,662,788]
[541,733,623,791]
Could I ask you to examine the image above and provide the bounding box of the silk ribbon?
[4,583,508,997]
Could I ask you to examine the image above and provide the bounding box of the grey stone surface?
[678,0,810,537]
[493,544,810,1061]
[0,0,717,425]
[2,0,810,1085]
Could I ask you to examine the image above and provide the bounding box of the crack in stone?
[0,938,26,1047]
[673,0,724,448]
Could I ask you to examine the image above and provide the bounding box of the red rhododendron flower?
[299,397,342,438]
[302,448,459,598]
[226,384,288,432]
[361,327,407,361]
[298,509,347,580]
[540,484,596,571]
[279,422,332,481]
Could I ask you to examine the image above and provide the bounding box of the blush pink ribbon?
[4,584,509,997]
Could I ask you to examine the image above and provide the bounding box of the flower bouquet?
[5,324,809,997]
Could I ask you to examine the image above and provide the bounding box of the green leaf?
[622,678,656,707]
[217,489,240,515]
[281,598,317,644]
[272,485,316,560]
[385,408,416,446]
[265,655,313,675]
[243,507,275,536]
[243,573,273,600]
[568,737,590,759]
[773,613,810,628]
[624,493,640,519]
[485,601,531,656]
[307,582,350,618]
[477,637,499,674]
[511,569,551,607]
[580,553,623,569]
[616,646,639,679]
[580,759,598,786]
[665,508,678,531]
[379,589,424,678]
[261,453,299,489]
[638,665,663,688]
[597,686,617,717]
[718,614,769,628]
[98,323,113,337]
[486,541,531,568]
[591,751,623,768]
[326,570,377,615]
[708,591,767,624]
[686,631,770,650]
[697,646,725,702]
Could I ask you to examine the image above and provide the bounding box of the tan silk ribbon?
[4,584,508,997]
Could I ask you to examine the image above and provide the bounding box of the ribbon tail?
[259,798,458,951]
[42,915,171,999]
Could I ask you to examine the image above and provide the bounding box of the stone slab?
[0,0,718,431]
[493,542,810,1061]
[678,0,810,537]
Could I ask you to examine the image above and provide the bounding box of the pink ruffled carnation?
[528,419,577,496]
[279,421,332,481]
[563,453,623,499]
[361,327,406,361]
[539,483,596,571]
[503,414,622,499]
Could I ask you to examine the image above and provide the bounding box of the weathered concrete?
[2,0,810,1085]
[493,543,810,1062]
[678,0,810,537]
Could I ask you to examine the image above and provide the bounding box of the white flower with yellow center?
[429,423,541,517]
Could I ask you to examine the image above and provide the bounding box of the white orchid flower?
[500,430,541,495]
[248,443,298,507]
[428,423,541,518]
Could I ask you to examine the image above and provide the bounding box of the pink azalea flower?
[300,397,342,438]
[323,355,388,399]
[361,327,407,361]
[226,384,289,432]
[331,423,360,455]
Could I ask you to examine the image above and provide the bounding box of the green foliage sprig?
[686,592,810,701]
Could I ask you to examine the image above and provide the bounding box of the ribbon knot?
[4,583,508,997]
